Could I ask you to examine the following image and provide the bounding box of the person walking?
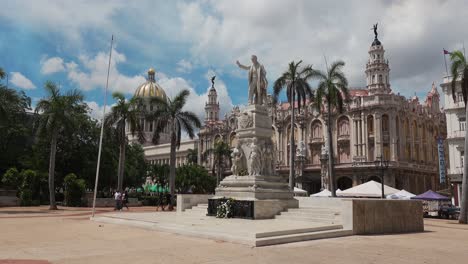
[122,189,129,210]
[114,189,121,211]
[157,182,165,211]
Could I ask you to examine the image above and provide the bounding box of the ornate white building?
[199,32,447,195]
[128,31,447,196]
[441,76,465,206]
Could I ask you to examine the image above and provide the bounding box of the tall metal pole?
[91,35,114,218]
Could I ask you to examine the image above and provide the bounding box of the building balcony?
[337,134,350,142]
[446,101,465,110]
[448,130,465,139]
[309,137,324,144]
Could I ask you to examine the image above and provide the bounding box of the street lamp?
[374,155,389,199]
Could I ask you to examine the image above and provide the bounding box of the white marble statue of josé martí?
[236,55,268,105]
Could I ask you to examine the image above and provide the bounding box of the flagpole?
[92,35,114,218]
[443,49,449,77]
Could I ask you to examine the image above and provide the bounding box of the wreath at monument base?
[216,198,235,218]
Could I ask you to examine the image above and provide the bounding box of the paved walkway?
[1,206,468,264]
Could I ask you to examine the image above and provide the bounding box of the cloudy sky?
[1,0,467,120]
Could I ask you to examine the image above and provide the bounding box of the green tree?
[105,92,145,191]
[1,167,22,190]
[311,60,350,197]
[450,50,468,224]
[176,164,215,194]
[0,67,5,79]
[203,140,231,185]
[35,81,86,209]
[148,90,202,210]
[63,173,86,207]
[0,82,32,174]
[273,61,314,189]
[148,164,170,188]
[186,148,198,164]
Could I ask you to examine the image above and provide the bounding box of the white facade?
[441,76,465,205]
[144,140,198,167]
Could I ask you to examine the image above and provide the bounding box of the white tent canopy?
[386,189,416,200]
[337,181,399,198]
[310,189,342,197]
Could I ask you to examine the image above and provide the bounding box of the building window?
[459,117,466,131]
[456,92,464,102]
[461,151,465,168]
[378,74,382,83]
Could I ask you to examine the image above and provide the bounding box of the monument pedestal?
[208,105,298,219]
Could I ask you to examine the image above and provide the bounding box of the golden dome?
[133,67,167,100]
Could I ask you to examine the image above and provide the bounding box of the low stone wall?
[0,189,19,207]
[0,196,20,206]
[86,198,141,207]
[342,198,424,234]
[301,197,423,234]
[177,194,213,213]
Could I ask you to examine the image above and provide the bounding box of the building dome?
[133,68,167,100]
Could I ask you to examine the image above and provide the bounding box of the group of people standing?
[113,189,129,211]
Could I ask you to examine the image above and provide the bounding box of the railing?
[448,130,465,139]
[309,137,324,144]
[446,101,465,110]
[337,134,350,141]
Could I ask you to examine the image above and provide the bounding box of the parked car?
[438,205,460,219]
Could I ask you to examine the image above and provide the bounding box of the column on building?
[390,113,397,161]
[374,112,382,159]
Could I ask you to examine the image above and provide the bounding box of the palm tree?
[450,50,468,224]
[273,61,314,189]
[148,90,201,210]
[311,60,350,197]
[105,92,145,191]
[203,140,232,185]
[35,81,85,210]
[186,148,198,164]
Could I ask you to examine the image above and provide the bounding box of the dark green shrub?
[20,189,33,206]
[64,173,86,207]
[2,167,22,190]
[19,170,38,206]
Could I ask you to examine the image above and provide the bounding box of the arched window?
[412,121,418,139]
[367,115,374,135]
[311,120,323,139]
[372,75,376,84]
[337,116,350,136]
[382,114,389,132]
[378,74,382,83]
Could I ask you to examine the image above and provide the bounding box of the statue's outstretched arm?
[236,60,250,70]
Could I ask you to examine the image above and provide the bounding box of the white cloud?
[85,101,106,121]
[176,0,468,97]
[9,72,36,90]
[176,59,193,73]
[40,56,65,74]
[58,49,146,94]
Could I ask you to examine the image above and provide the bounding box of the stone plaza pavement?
[1,206,468,264]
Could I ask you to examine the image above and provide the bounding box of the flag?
[443,49,451,55]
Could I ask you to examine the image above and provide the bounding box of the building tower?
[365,25,392,95]
[205,76,220,122]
